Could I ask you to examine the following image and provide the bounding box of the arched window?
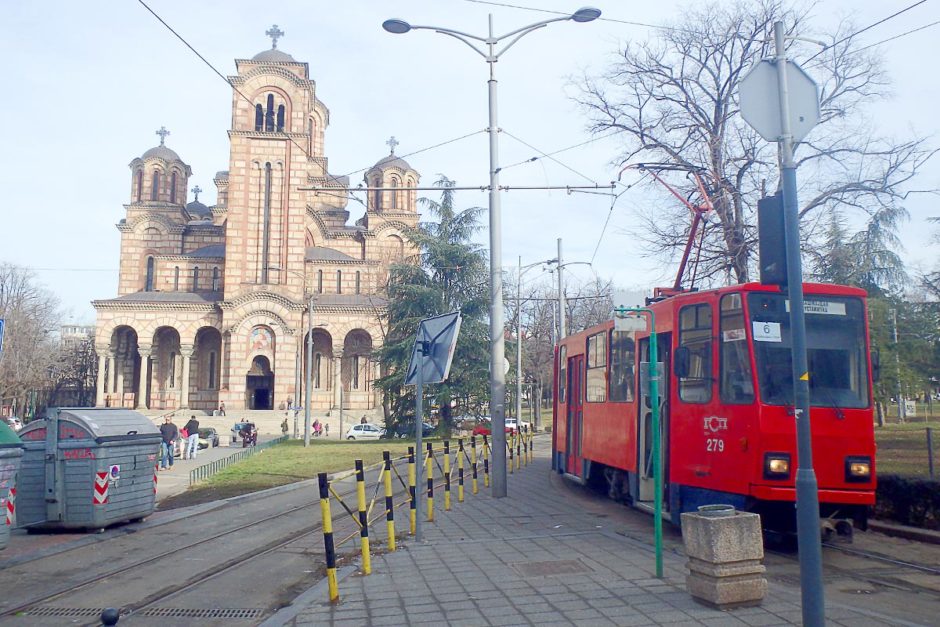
[307,118,314,154]
[314,353,322,388]
[145,256,155,292]
[265,94,275,131]
[255,104,264,131]
[135,170,143,202]
[173,266,180,291]
[373,177,381,210]
[212,267,220,291]
[276,105,285,132]
[151,170,160,201]
[317,269,323,294]
[390,177,400,209]
[208,351,217,389]
[355,271,361,295]
[336,270,342,294]
[192,266,200,291]
[170,171,177,203]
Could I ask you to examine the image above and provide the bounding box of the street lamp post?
[516,256,557,430]
[383,6,601,497]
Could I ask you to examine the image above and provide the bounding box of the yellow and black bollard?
[426,442,434,522]
[483,435,490,487]
[470,436,479,495]
[457,438,465,503]
[318,472,339,603]
[355,459,372,575]
[407,446,416,535]
[443,441,452,511]
[383,451,396,552]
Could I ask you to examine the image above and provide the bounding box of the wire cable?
[588,171,650,265]
[805,0,928,62]
[854,18,940,54]
[461,0,681,30]
[501,130,598,184]
[339,129,487,179]
[500,129,622,172]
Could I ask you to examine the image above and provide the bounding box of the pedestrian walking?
[218,401,226,416]
[360,414,368,425]
[281,417,289,436]
[184,415,200,460]
[159,416,178,469]
[179,426,189,459]
[324,423,329,438]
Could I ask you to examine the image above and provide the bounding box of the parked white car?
[345,423,385,440]
[504,418,531,435]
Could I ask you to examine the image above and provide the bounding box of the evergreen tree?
[376,177,490,435]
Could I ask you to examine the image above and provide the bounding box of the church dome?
[141,144,182,162]
[251,48,296,63]
[185,199,210,217]
[373,153,413,171]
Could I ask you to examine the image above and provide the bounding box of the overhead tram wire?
[589,170,651,265]
[854,18,940,54]
[462,0,682,31]
[501,130,598,185]
[805,0,928,63]
[500,129,622,173]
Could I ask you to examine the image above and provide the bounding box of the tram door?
[637,334,670,503]
[565,354,584,477]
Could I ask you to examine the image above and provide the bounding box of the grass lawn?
[875,421,940,477]
[159,439,417,510]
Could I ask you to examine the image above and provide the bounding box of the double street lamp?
[383,6,602,498]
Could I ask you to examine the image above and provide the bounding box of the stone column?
[180,345,194,409]
[115,351,125,406]
[95,350,107,407]
[332,349,343,410]
[137,346,152,409]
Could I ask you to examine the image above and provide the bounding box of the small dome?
[141,144,182,162]
[186,199,210,217]
[373,153,413,172]
[251,48,296,63]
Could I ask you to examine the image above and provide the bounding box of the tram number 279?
[706,438,724,452]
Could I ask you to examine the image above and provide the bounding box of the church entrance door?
[246,355,274,410]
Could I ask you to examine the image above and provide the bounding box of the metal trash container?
[0,420,24,549]
[17,408,161,531]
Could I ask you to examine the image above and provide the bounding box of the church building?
[93,27,420,413]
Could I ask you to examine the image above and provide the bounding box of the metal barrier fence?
[319,427,536,603]
[188,435,289,485]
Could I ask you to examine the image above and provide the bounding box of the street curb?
[869,519,940,545]
[257,563,359,626]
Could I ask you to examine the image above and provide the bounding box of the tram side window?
[586,332,607,403]
[678,303,713,403]
[719,293,755,404]
[558,346,567,403]
[609,331,635,402]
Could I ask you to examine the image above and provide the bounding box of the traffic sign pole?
[774,21,825,627]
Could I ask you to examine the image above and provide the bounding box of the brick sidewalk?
[266,440,914,627]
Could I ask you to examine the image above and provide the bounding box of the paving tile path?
[268,438,919,627]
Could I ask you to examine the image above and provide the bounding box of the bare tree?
[0,263,62,417]
[576,0,936,286]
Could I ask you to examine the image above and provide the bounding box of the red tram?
[552,282,876,534]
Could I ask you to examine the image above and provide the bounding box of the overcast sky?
[2,0,937,323]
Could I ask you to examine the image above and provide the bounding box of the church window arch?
[336,270,342,294]
[170,171,177,203]
[372,177,381,210]
[406,177,416,208]
[390,176,400,209]
[173,266,180,291]
[355,271,361,295]
[307,118,314,154]
[265,94,275,131]
[135,170,143,202]
[255,104,264,131]
[317,269,323,293]
[276,105,285,132]
[192,266,200,291]
[211,267,220,291]
[151,170,160,201]
[144,256,155,292]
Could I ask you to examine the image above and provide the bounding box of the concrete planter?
[680,507,767,608]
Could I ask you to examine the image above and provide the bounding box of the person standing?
[219,401,226,416]
[281,417,289,436]
[159,416,178,470]
[184,415,200,460]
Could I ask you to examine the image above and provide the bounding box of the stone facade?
[93,31,419,412]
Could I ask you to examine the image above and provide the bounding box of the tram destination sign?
[784,300,846,315]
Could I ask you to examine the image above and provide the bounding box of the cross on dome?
[191,185,202,201]
[266,24,284,49]
[155,126,170,146]
[386,136,399,155]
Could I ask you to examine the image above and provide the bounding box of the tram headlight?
[763,453,790,479]
[845,456,872,482]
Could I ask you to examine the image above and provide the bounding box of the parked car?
[504,418,531,435]
[345,423,385,440]
[198,427,220,449]
[390,421,434,439]
[472,416,517,437]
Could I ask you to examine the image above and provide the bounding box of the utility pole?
[517,256,524,427]
[557,238,566,340]
[891,308,904,422]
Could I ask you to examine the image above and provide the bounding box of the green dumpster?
[0,420,24,549]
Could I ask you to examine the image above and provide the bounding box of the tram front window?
[747,293,869,409]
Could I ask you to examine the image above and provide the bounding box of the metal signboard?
[740,59,820,143]
[404,311,462,386]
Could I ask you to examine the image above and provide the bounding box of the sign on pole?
[739,59,819,143]
[0,318,4,353]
